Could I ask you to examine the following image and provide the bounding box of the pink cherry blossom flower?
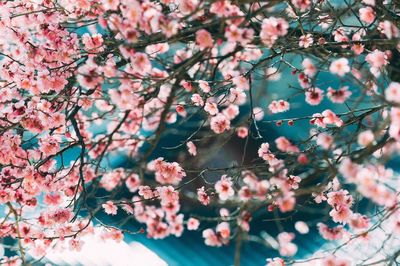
[305,87,324,105]
[187,218,200,230]
[102,201,118,215]
[196,29,214,50]
[298,72,311,88]
[378,20,400,39]
[277,193,296,212]
[191,93,204,106]
[138,186,154,199]
[225,24,244,44]
[100,169,124,191]
[204,101,218,116]
[232,76,249,90]
[215,175,235,201]
[391,107,400,124]
[197,186,210,205]
[302,58,317,77]
[202,229,222,247]
[210,114,231,134]
[151,158,186,185]
[260,17,289,47]
[253,107,265,121]
[198,80,211,93]
[266,258,285,266]
[223,104,239,120]
[349,213,370,230]
[236,127,248,138]
[329,58,350,76]
[295,221,309,234]
[366,49,388,70]
[238,186,252,201]
[125,173,140,193]
[145,43,170,55]
[258,143,275,162]
[316,133,334,150]
[277,232,297,256]
[358,130,375,147]
[268,100,290,114]
[292,0,311,11]
[82,33,104,52]
[297,153,309,165]
[177,0,199,15]
[299,34,313,48]
[39,135,60,156]
[216,222,230,239]
[322,256,351,266]
[327,190,353,207]
[318,223,345,240]
[330,205,353,224]
[359,6,376,24]
[186,141,197,156]
[275,137,300,153]
[389,123,400,141]
[385,82,400,103]
[322,109,343,127]
[327,86,352,103]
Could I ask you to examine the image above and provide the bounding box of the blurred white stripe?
[36,235,167,266]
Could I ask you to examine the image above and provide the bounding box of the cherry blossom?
[150,158,186,185]
[196,30,214,50]
[187,218,200,230]
[302,58,317,77]
[358,130,375,147]
[268,100,290,114]
[210,114,231,134]
[215,175,235,201]
[299,34,314,48]
[102,201,118,216]
[329,58,350,76]
[305,87,324,105]
[327,86,352,103]
[359,6,376,24]
[186,141,197,156]
[260,17,289,47]
[294,221,309,234]
[385,82,400,103]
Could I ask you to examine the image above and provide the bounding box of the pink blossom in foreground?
[260,17,289,47]
[197,187,210,206]
[196,29,214,50]
[299,34,314,48]
[295,221,309,234]
[187,218,200,230]
[305,87,324,105]
[385,82,400,103]
[102,201,118,215]
[302,58,317,77]
[210,114,231,134]
[329,58,350,76]
[327,86,352,103]
[359,7,376,24]
[215,175,235,201]
[275,137,300,153]
[269,100,290,114]
[358,130,375,147]
[186,141,197,156]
